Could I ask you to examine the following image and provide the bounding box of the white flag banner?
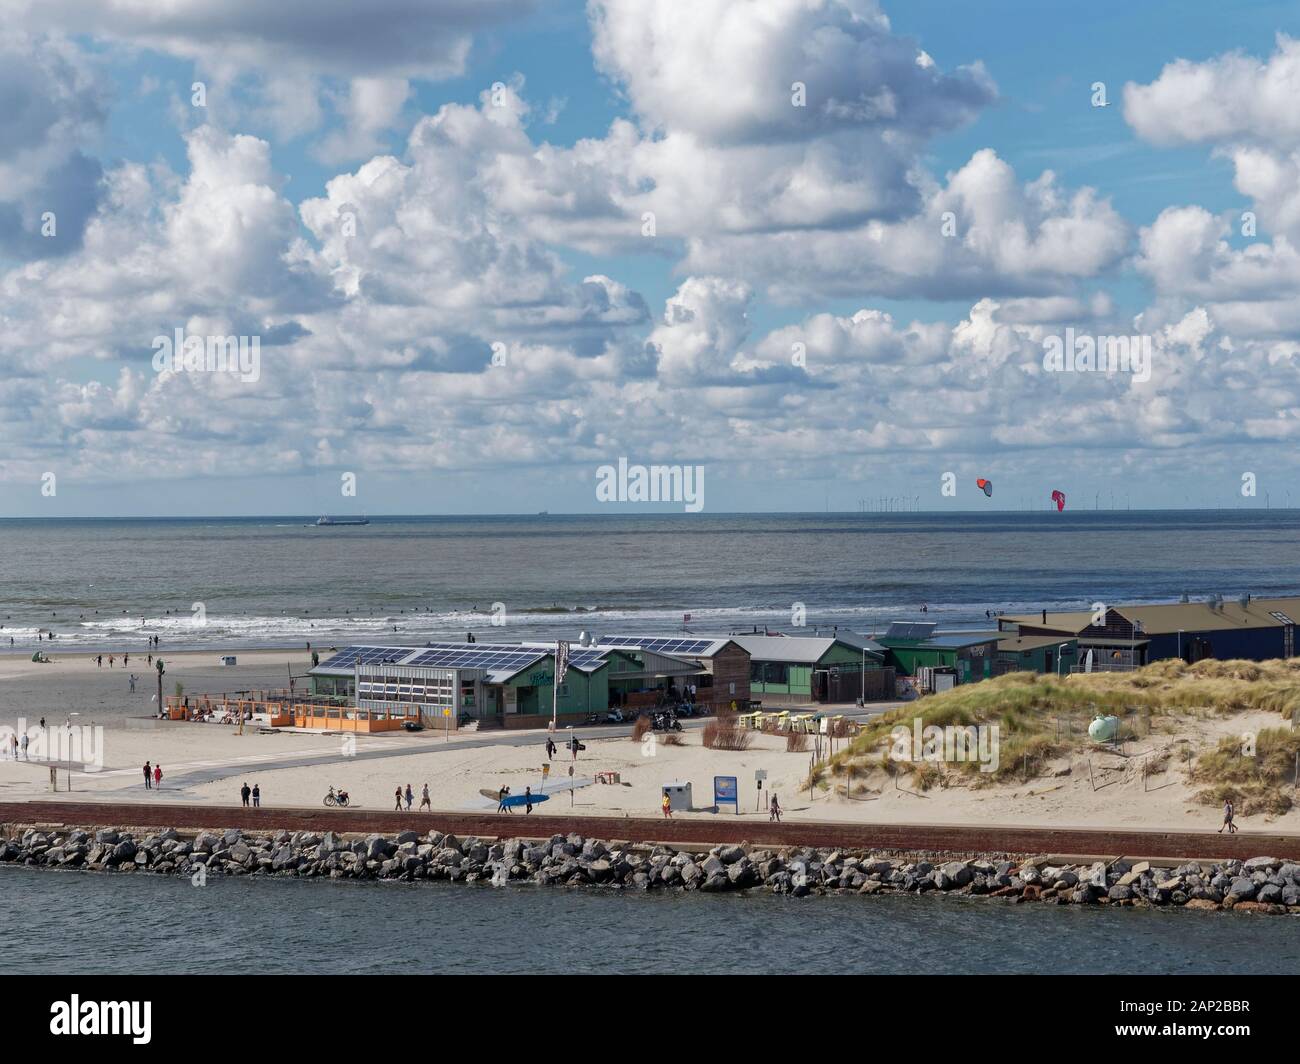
[555,640,570,685]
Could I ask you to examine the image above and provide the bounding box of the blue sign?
[714,775,738,808]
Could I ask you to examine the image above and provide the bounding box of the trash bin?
[661,781,692,812]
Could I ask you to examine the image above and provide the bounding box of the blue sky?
[4,0,1300,515]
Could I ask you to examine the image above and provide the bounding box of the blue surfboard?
[499,792,549,809]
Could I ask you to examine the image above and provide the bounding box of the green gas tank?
[1088,714,1119,742]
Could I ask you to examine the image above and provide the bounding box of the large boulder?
[110,840,137,865]
[1257,883,1283,904]
[941,861,974,887]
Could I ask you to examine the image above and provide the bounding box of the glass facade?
[356,664,458,719]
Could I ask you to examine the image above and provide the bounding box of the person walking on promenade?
[404,783,414,811]
[394,786,402,811]
[252,784,260,808]
[153,764,162,790]
[97,655,102,668]
[420,783,431,811]
[569,734,581,762]
[240,782,251,807]
[661,791,672,818]
[19,732,29,760]
[524,786,533,814]
[8,733,16,760]
[143,761,152,789]
[1219,798,1237,834]
[545,736,556,761]
[769,792,782,823]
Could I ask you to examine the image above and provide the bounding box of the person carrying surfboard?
[497,786,511,813]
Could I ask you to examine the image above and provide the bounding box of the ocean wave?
[0,593,1106,650]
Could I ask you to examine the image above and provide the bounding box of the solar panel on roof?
[883,622,937,640]
[403,646,546,671]
[602,635,717,655]
[324,641,613,676]
[317,645,417,669]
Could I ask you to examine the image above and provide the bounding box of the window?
[751,662,789,685]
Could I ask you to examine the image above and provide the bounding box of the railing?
[160,692,414,732]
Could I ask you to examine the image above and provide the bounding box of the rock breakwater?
[3,825,1298,914]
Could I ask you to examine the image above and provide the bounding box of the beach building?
[310,641,609,728]
[309,637,747,729]
[727,632,893,703]
[995,632,1080,676]
[592,635,752,710]
[875,623,1000,685]
[1000,595,1300,668]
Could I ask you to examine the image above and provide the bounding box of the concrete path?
[3,799,1298,860]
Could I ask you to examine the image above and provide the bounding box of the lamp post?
[155,658,165,718]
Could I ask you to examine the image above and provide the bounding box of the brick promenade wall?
[2,801,1297,860]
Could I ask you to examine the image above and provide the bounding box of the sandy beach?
[2,648,1297,834]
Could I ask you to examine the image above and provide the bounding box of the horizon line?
[0,507,1294,521]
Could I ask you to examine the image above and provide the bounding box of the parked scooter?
[585,708,626,725]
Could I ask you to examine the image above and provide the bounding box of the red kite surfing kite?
[1051,489,1066,512]
[976,478,992,497]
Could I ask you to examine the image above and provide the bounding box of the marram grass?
[821,659,1300,804]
